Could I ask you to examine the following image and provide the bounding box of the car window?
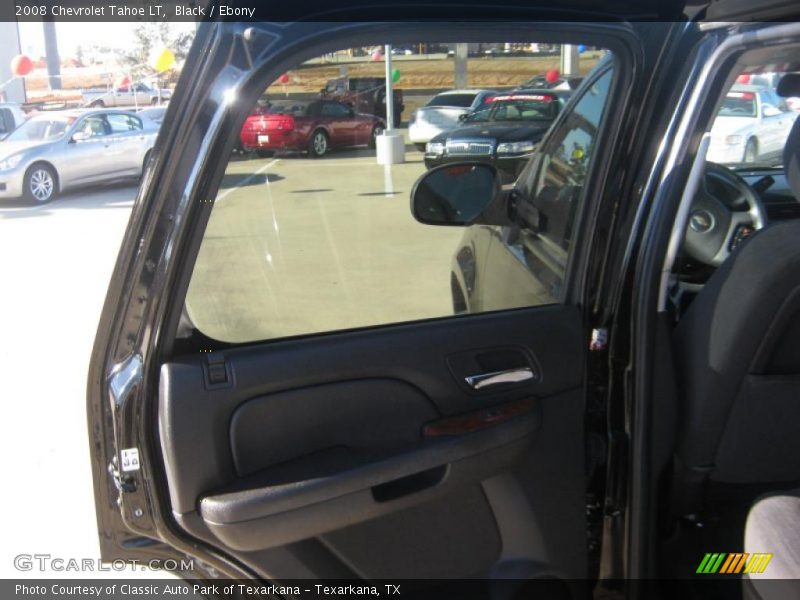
[0,108,11,135]
[427,93,477,108]
[520,68,614,252]
[268,102,311,117]
[321,102,351,117]
[76,115,109,137]
[185,43,615,343]
[719,91,757,117]
[107,114,143,133]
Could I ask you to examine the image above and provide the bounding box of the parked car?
[137,105,168,126]
[81,82,172,108]
[320,76,403,128]
[424,90,571,182]
[517,74,584,91]
[0,103,28,139]
[0,109,157,203]
[239,99,386,157]
[408,89,496,150]
[707,84,798,163]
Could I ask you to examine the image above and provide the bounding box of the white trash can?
[376,131,406,165]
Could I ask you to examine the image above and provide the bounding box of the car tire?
[415,143,427,152]
[151,98,160,106]
[308,129,329,158]
[90,100,105,108]
[23,163,57,204]
[368,124,384,149]
[744,138,759,163]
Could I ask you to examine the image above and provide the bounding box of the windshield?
[265,102,311,117]
[426,93,477,108]
[465,94,561,123]
[718,92,757,118]
[4,116,72,142]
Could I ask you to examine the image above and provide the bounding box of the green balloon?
[391,68,401,83]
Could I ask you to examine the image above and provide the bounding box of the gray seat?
[743,490,800,599]
[671,74,800,513]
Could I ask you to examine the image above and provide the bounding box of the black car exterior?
[423,90,571,183]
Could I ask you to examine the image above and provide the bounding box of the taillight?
[271,116,295,131]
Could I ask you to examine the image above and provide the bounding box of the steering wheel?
[683,162,767,266]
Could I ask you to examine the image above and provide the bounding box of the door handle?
[465,367,535,390]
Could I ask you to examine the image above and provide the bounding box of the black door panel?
[158,305,585,577]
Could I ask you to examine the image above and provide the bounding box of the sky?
[17,21,197,58]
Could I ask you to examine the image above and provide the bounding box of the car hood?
[710,116,755,139]
[0,140,54,160]
[431,121,552,143]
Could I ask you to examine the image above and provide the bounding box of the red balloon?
[11,54,33,77]
[545,68,561,84]
[737,73,751,84]
[115,75,131,89]
[371,51,383,62]
[278,73,290,84]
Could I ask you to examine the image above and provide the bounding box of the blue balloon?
[577,44,587,53]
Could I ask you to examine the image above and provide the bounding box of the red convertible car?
[240,99,386,157]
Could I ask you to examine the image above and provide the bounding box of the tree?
[117,23,195,75]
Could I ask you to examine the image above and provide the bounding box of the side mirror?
[458,114,468,122]
[70,131,91,143]
[763,105,781,118]
[410,163,508,226]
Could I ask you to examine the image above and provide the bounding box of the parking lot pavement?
[187,144,466,342]
[0,140,461,575]
[0,184,177,578]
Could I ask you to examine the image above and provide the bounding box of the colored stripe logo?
[696,553,773,574]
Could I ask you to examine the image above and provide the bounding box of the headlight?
[497,141,536,154]
[426,142,445,155]
[725,135,743,146]
[0,154,23,171]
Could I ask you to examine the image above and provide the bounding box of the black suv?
[88,2,800,598]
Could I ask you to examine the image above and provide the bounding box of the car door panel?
[158,304,585,577]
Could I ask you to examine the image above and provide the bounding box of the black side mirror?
[458,114,468,122]
[410,163,509,226]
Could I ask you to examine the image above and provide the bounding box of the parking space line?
[216,159,280,202]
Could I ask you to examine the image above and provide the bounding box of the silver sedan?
[0,108,158,203]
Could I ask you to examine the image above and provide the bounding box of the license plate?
[258,135,270,143]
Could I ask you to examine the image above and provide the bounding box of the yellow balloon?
[152,48,175,73]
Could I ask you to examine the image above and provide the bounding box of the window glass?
[107,114,142,133]
[426,93,477,108]
[719,91,757,117]
[76,116,108,137]
[185,43,615,343]
[321,102,351,117]
[0,108,11,135]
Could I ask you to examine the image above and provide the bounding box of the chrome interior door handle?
[465,367,535,390]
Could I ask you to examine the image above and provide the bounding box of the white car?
[707,84,798,164]
[408,89,496,150]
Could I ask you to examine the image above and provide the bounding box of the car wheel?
[90,100,105,108]
[23,164,57,204]
[744,138,758,163]
[368,124,384,149]
[308,130,329,158]
[415,143,427,152]
[151,98,160,106]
